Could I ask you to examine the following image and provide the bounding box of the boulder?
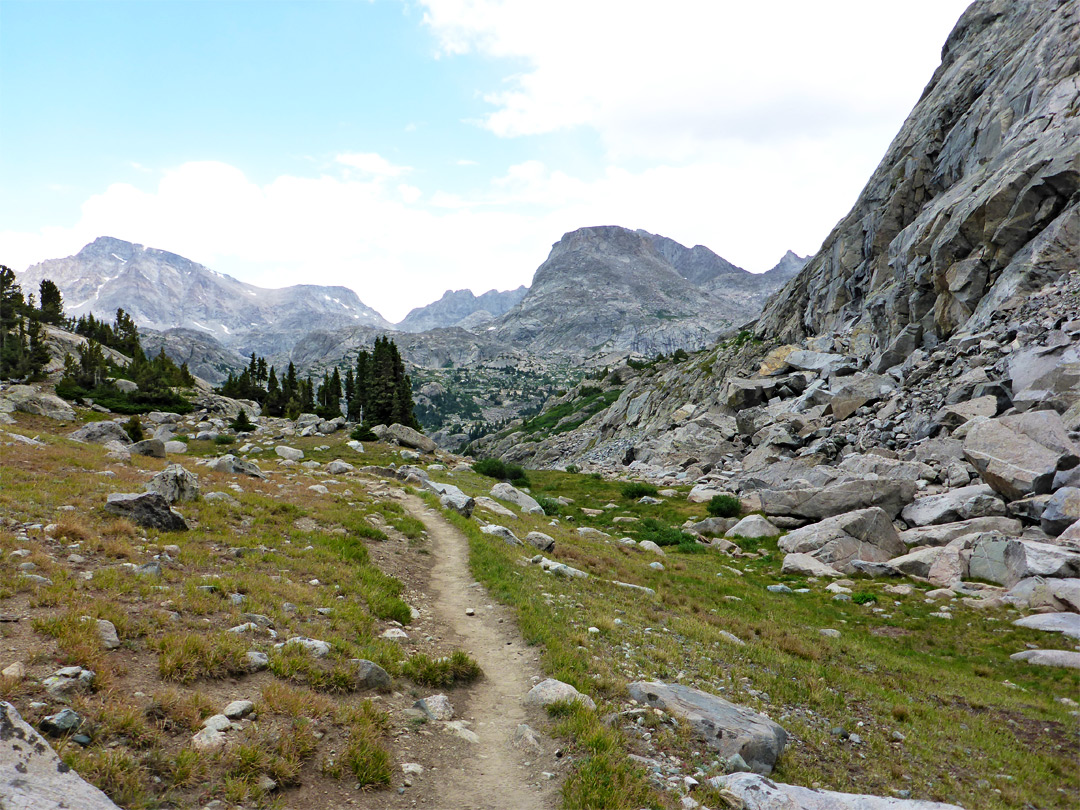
[725,515,780,539]
[69,420,130,445]
[129,438,166,458]
[963,415,1078,501]
[474,496,518,518]
[780,553,842,578]
[104,492,188,531]
[899,516,1022,547]
[439,491,475,517]
[490,482,544,515]
[1013,612,1080,638]
[760,479,915,520]
[777,508,904,573]
[164,440,188,454]
[382,423,438,454]
[826,373,897,421]
[525,531,556,552]
[628,681,787,775]
[688,484,727,503]
[146,464,200,503]
[1,385,75,421]
[888,547,944,578]
[709,772,963,809]
[325,460,354,474]
[689,516,739,536]
[480,525,522,545]
[838,454,935,481]
[275,445,304,461]
[1010,649,1080,669]
[354,659,392,691]
[523,678,596,711]
[1042,487,1080,536]
[900,484,1006,527]
[1006,578,1080,613]
[210,454,265,478]
[0,701,121,810]
[1004,540,1080,587]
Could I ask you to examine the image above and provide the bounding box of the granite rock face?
[757,1,1080,350]
[0,701,121,810]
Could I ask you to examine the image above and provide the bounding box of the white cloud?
[420,0,972,159]
[335,152,411,177]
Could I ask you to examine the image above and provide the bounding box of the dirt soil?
[354,493,564,810]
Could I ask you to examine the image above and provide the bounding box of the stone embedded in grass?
[649,562,665,571]
[638,540,665,556]
[490,482,544,514]
[1012,612,1080,639]
[243,651,269,672]
[525,531,555,552]
[725,515,780,539]
[191,727,227,751]
[414,694,454,720]
[96,619,120,649]
[820,629,841,638]
[203,714,233,731]
[523,678,596,711]
[275,445,304,461]
[278,636,331,657]
[711,771,964,808]
[381,628,409,642]
[440,491,475,517]
[105,492,188,531]
[352,659,392,691]
[224,700,255,719]
[767,584,793,594]
[628,681,787,775]
[43,666,94,698]
[41,707,82,735]
[1011,649,1080,669]
[780,553,841,578]
[480,524,522,545]
[474,496,517,518]
[1,661,25,679]
[612,581,656,596]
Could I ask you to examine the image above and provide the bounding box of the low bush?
[706,494,741,518]
[472,457,530,487]
[620,482,658,500]
[536,495,562,516]
[401,651,482,687]
[123,416,144,442]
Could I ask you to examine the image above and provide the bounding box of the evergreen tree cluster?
[0,267,52,381]
[56,309,196,414]
[217,337,419,429]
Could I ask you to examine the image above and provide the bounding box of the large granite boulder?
[69,420,130,445]
[778,508,904,573]
[490,482,544,515]
[439,491,475,517]
[1042,487,1080,536]
[709,772,963,809]
[104,492,188,531]
[963,414,1078,501]
[898,516,1021,547]
[900,484,1006,527]
[378,423,438,454]
[0,701,121,809]
[628,681,787,775]
[130,438,166,458]
[1,385,76,421]
[146,464,200,503]
[759,479,916,520]
[210,454,265,478]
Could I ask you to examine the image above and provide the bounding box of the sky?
[0,0,974,322]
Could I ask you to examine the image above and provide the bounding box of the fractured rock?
[104,492,187,531]
[778,508,904,573]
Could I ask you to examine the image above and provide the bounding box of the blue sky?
[1,0,973,321]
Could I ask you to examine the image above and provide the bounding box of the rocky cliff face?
[396,286,528,332]
[758,0,1079,361]
[19,237,394,356]
[492,226,794,362]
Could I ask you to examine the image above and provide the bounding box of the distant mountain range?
[16,230,806,379]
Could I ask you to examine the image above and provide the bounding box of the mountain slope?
[493,226,761,361]
[18,237,394,356]
[396,286,528,332]
[758,0,1079,356]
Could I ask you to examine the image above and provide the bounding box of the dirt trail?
[402,495,561,810]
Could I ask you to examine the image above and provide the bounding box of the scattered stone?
[146,464,200,503]
[524,678,596,711]
[525,531,555,552]
[104,492,188,531]
[223,700,254,719]
[41,707,83,735]
[275,445,304,461]
[1012,612,1080,639]
[480,524,522,545]
[414,694,454,721]
[628,681,787,775]
[96,619,120,650]
[279,637,330,657]
[490,482,544,514]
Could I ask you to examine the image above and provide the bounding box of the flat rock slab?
[1010,649,1080,669]
[0,701,121,810]
[628,681,786,775]
[1012,612,1080,639]
[760,479,915,520]
[710,772,964,809]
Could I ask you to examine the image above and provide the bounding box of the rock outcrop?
[757,1,1079,351]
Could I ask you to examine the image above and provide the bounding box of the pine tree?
[38,279,65,325]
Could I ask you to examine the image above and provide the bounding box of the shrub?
[401,651,482,687]
[637,518,696,548]
[213,434,235,445]
[536,496,562,517]
[229,408,255,432]
[706,494,741,518]
[852,592,878,605]
[472,458,530,487]
[350,423,377,441]
[620,482,658,500]
[565,464,580,474]
[123,416,144,442]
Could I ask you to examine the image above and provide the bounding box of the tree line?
[216,336,419,428]
[0,267,63,380]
